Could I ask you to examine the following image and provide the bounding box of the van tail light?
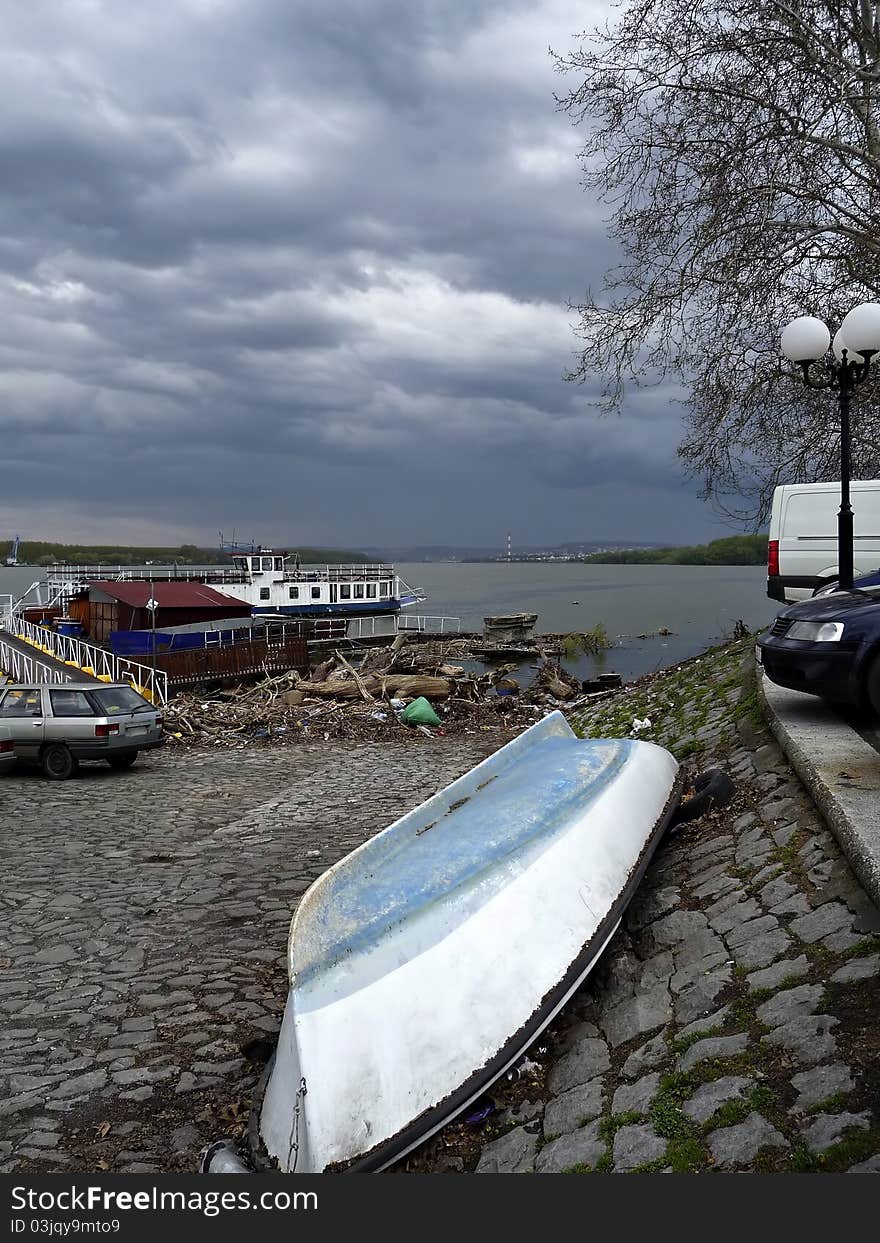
[768,540,779,577]
[0,740,13,753]
[95,723,120,737]
[155,716,164,728]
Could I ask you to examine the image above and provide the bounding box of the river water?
[1,561,777,683]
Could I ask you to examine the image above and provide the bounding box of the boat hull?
[258,712,680,1173]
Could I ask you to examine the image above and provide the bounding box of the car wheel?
[864,654,880,716]
[107,751,138,770]
[41,744,78,781]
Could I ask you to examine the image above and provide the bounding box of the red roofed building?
[69,580,251,642]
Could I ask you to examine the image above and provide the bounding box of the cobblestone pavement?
[0,733,508,1173]
[410,640,880,1174]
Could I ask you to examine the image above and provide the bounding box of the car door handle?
[32,720,43,726]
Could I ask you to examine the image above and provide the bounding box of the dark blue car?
[757,582,880,712]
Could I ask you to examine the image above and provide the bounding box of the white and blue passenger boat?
[196,551,424,619]
[44,551,424,621]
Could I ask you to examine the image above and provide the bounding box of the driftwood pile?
[162,636,618,749]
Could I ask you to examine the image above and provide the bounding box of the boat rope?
[286,1077,308,1172]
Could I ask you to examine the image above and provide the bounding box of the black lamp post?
[781,305,880,592]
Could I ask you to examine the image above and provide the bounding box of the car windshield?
[89,686,153,715]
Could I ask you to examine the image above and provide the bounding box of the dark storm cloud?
[0,0,723,548]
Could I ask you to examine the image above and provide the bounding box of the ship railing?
[5,616,169,705]
[396,615,462,635]
[344,616,399,641]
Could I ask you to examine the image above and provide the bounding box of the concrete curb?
[757,666,880,910]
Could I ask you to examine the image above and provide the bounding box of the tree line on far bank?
[1,541,367,567]
[583,534,767,565]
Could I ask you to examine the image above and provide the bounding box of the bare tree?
[554,0,880,523]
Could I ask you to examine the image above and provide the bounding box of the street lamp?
[781,303,880,591]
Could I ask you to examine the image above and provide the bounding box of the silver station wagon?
[0,683,165,780]
[0,726,14,774]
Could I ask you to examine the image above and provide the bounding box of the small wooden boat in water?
[253,711,680,1173]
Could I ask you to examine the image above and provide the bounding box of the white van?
[767,479,880,602]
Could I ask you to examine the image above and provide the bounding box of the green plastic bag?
[400,696,441,726]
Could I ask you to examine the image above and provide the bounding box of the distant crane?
[5,535,20,567]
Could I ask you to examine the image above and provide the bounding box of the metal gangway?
[0,597,168,704]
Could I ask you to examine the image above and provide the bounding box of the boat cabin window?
[274,557,284,572]
[262,557,273,572]
[289,586,299,599]
[311,587,321,600]
[366,583,377,598]
[251,557,262,573]
[260,587,270,600]
[340,585,351,599]
[379,581,389,597]
[354,584,364,598]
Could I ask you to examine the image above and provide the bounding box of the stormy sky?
[0,0,734,552]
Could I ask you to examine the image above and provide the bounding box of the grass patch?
[597,1111,643,1144]
[666,1135,707,1172]
[649,1073,698,1140]
[805,1094,849,1117]
[592,1149,613,1173]
[667,1026,725,1057]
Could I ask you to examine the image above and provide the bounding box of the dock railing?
[0,613,168,704]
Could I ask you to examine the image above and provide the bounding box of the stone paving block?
[709,899,762,936]
[771,823,798,848]
[770,893,812,918]
[678,1032,749,1073]
[621,1031,670,1081]
[801,1112,871,1153]
[611,1122,667,1171]
[601,986,672,1049]
[706,888,749,920]
[543,1080,604,1138]
[682,1076,752,1125]
[746,956,810,992]
[611,1072,660,1117]
[639,951,674,986]
[830,955,880,983]
[823,931,864,953]
[755,984,825,1029]
[706,1113,788,1167]
[692,873,740,901]
[677,1005,730,1042]
[476,1126,540,1173]
[674,968,733,1024]
[627,887,681,933]
[648,910,709,948]
[547,1036,611,1096]
[791,902,854,944]
[758,876,799,909]
[534,1122,604,1174]
[726,914,780,948]
[762,1015,839,1066]
[730,928,792,971]
[789,1064,854,1113]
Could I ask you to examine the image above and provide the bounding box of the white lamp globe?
[832,328,851,362]
[781,316,831,363]
[839,302,880,358]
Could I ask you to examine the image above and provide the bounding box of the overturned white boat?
[252,711,680,1172]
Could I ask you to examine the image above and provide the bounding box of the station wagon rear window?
[50,690,95,717]
[89,687,152,715]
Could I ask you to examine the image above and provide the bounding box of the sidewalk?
[758,671,880,910]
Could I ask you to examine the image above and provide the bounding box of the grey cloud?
[0,0,723,549]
